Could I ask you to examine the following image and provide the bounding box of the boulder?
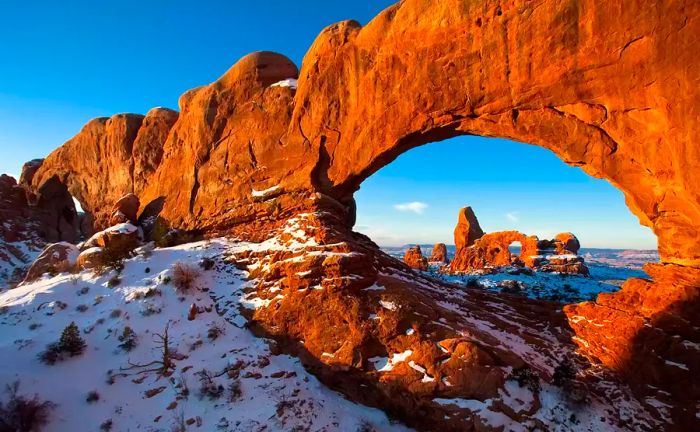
[22,242,79,283]
[76,247,104,270]
[453,207,484,251]
[554,232,580,255]
[110,193,140,225]
[403,245,428,271]
[83,223,141,258]
[429,243,449,264]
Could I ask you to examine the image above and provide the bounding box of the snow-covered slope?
[0,239,411,431]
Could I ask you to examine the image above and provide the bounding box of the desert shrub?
[86,390,100,403]
[38,343,62,365]
[275,397,294,417]
[357,421,378,432]
[552,356,589,404]
[199,257,215,271]
[118,327,137,352]
[109,309,122,319]
[227,380,242,402]
[507,365,541,393]
[553,357,576,387]
[107,276,121,288]
[196,369,223,400]
[207,323,225,341]
[99,419,113,431]
[170,410,186,432]
[0,381,55,432]
[171,263,200,292]
[161,276,172,285]
[140,304,162,316]
[38,322,86,365]
[144,267,151,274]
[92,246,126,276]
[75,304,89,313]
[171,374,190,399]
[59,322,86,356]
[77,286,90,296]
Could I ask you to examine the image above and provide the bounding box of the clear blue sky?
[0,1,656,249]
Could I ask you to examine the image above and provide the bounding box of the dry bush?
[171,262,201,292]
[0,381,55,432]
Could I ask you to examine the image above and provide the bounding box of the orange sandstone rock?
[429,243,449,264]
[403,245,428,271]
[453,207,484,250]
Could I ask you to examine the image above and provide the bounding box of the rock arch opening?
[355,135,656,303]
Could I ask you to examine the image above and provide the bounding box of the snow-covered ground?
[0,239,411,432]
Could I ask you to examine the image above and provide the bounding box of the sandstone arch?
[19,0,699,425]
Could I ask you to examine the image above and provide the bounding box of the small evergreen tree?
[58,322,86,356]
[118,327,137,352]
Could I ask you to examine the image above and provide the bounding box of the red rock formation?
[429,243,449,264]
[403,245,428,271]
[83,223,141,257]
[110,193,140,225]
[0,174,46,283]
[449,209,588,275]
[453,207,484,250]
[554,232,580,255]
[22,242,79,283]
[451,230,541,273]
[15,0,700,428]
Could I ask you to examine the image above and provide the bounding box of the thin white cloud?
[394,201,428,215]
[506,212,519,222]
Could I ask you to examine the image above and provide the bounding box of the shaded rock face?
[429,243,449,264]
[403,245,428,271]
[0,175,46,284]
[16,0,700,428]
[22,242,79,283]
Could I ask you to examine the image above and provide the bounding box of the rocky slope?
[1,228,668,431]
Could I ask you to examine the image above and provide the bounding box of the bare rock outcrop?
[403,245,428,271]
[453,207,484,250]
[110,193,140,225]
[429,243,449,264]
[449,209,589,276]
[22,242,79,283]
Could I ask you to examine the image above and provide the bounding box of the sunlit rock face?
[403,245,429,270]
[429,243,449,265]
[14,0,700,428]
[448,208,589,275]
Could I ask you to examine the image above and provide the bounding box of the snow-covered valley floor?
[0,239,411,432]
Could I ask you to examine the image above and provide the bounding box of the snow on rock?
[269,78,298,89]
[370,350,413,372]
[251,185,280,198]
[0,238,412,432]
